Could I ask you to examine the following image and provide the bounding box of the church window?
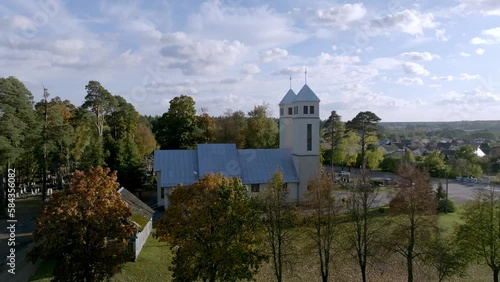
[288,107,292,115]
[307,124,312,151]
[294,106,298,114]
[280,107,284,116]
[251,184,260,193]
[310,106,314,114]
[303,106,308,114]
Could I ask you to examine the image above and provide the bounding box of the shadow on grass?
[29,259,56,282]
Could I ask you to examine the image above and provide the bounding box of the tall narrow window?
[310,106,314,114]
[288,107,292,115]
[294,106,298,114]
[307,124,312,151]
[303,106,308,114]
[280,107,284,116]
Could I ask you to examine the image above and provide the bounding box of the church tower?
[291,83,320,201]
[279,86,296,149]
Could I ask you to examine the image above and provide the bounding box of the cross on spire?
[289,74,292,89]
[305,68,307,84]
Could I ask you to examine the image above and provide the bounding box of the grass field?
[30,204,495,282]
[29,232,174,282]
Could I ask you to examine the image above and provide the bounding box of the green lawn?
[437,204,464,237]
[30,231,174,282]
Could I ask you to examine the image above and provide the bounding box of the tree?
[423,236,468,282]
[28,167,136,281]
[345,172,383,282]
[194,110,217,144]
[323,111,343,172]
[0,77,40,212]
[303,169,339,282]
[81,81,115,166]
[155,174,266,282]
[260,171,296,282]
[215,109,247,148]
[380,156,400,172]
[345,111,381,169]
[456,188,500,282]
[156,95,197,149]
[388,162,438,282]
[246,104,279,149]
[423,150,446,177]
[365,148,384,170]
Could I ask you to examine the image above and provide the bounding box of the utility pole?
[445,169,449,214]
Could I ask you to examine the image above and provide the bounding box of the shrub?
[437,198,456,213]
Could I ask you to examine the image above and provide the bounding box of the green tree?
[423,150,446,176]
[0,77,40,211]
[380,156,400,172]
[155,174,266,282]
[303,169,339,282]
[246,104,279,149]
[345,111,381,169]
[157,95,197,149]
[215,109,247,148]
[456,188,500,282]
[81,81,115,166]
[366,148,384,170]
[260,171,296,282]
[388,162,438,282]
[323,111,343,171]
[28,167,136,281]
[423,236,468,282]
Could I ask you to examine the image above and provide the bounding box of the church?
[153,83,321,209]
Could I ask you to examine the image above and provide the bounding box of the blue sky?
[1,0,500,122]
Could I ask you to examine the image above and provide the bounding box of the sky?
[1,0,500,122]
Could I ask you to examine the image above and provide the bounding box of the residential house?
[119,187,154,261]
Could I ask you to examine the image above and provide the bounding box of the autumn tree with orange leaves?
[155,174,266,282]
[28,167,136,282]
[387,162,438,282]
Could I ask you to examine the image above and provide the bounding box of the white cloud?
[432,75,453,81]
[160,38,247,75]
[317,53,360,64]
[273,66,306,76]
[241,64,261,75]
[120,49,142,66]
[313,3,366,29]
[459,73,480,80]
[458,0,500,16]
[470,27,500,44]
[260,48,288,63]
[9,15,36,31]
[476,48,486,55]
[402,62,430,76]
[460,52,471,57]
[126,19,162,41]
[187,1,308,48]
[371,10,437,36]
[442,89,500,105]
[398,51,440,61]
[435,29,449,42]
[162,32,193,45]
[397,77,424,86]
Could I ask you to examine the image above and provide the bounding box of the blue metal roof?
[238,148,299,184]
[279,89,296,105]
[197,144,241,178]
[295,84,320,102]
[154,150,199,187]
[154,145,299,187]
